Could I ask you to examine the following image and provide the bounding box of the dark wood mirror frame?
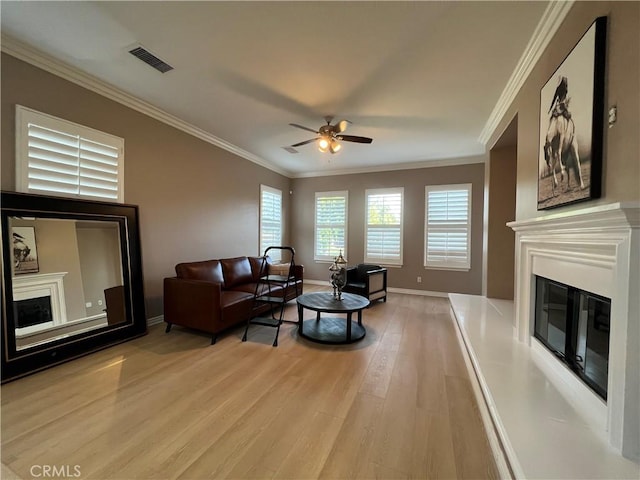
[1,191,147,382]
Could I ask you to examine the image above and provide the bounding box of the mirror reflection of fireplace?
[15,296,52,328]
[9,218,126,351]
[534,275,611,400]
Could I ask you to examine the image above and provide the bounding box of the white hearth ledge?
[508,202,640,462]
[450,294,639,479]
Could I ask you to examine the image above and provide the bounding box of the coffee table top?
[297,292,369,313]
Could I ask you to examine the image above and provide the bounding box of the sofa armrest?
[293,264,304,281]
[163,277,223,333]
[364,267,386,276]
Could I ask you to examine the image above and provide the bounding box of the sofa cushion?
[219,290,253,327]
[175,260,224,283]
[249,256,272,281]
[221,256,254,289]
[232,282,284,296]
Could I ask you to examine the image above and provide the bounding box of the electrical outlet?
[85,302,92,308]
[417,276,422,283]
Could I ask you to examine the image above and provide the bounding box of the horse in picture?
[543,108,585,197]
[544,115,584,197]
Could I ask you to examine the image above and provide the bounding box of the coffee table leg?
[346,312,352,341]
[358,309,363,326]
[297,302,304,335]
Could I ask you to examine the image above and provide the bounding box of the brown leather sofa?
[163,256,303,344]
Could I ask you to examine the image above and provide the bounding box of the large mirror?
[1,192,147,382]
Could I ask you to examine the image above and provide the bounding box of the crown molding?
[1,35,292,178]
[478,0,575,146]
[291,154,486,179]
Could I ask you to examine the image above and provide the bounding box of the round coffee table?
[297,292,370,344]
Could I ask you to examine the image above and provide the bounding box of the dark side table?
[297,292,369,344]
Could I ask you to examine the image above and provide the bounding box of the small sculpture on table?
[329,250,348,301]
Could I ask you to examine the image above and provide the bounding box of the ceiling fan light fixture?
[318,137,330,152]
[289,119,372,154]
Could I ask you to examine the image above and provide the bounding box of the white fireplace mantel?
[13,272,68,335]
[508,202,640,462]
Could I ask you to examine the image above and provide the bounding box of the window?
[365,188,403,266]
[260,185,282,261]
[16,105,124,202]
[315,191,348,261]
[424,184,472,270]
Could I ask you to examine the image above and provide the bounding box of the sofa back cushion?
[175,260,224,283]
[248,256,273,281]
[221,257,254,288]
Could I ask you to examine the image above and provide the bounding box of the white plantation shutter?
[260,185,282,261]
[16,106,124,202]
[365,188,403,266]
[425,184,471,270]
[315,191,348,261]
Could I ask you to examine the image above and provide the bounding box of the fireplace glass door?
[575,292,610,398]
[534,277,569,356]
[534,275,610,400]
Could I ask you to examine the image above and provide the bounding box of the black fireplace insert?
[14,296,53,329]
[534,275,610,400]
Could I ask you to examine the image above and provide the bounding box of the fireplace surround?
[508,202,639,461]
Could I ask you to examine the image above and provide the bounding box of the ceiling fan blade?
[289,123,319,134]
[290,138,317,147]
[337,135,373,144]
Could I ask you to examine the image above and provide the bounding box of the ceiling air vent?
[128,46,173,73]
[283,146,299,154]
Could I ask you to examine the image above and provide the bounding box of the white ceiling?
[1,1,549,177]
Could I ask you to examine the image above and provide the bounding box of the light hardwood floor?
[1,287,498,479]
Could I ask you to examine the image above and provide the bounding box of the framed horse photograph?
[12,226,39,274]
[537,16,607,210]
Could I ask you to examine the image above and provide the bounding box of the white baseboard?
[387,287,449,298]
[303,279,332,287]
[147,315,164,326]
[304,279,449,298]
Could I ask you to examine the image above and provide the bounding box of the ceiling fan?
[288,117,373,154]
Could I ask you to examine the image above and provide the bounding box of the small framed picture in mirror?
[12,226,39,274]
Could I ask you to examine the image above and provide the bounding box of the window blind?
[365,188,403,266]
[425,184,471,269]
[315,191,347,261]
[260,185,282,261]
[16,106,124,202]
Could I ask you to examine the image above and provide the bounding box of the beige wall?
[76,223,123,317]
[291,162,485,295]
[1,53,292,318]
[486,145,517,300]
[487,2,640,221]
